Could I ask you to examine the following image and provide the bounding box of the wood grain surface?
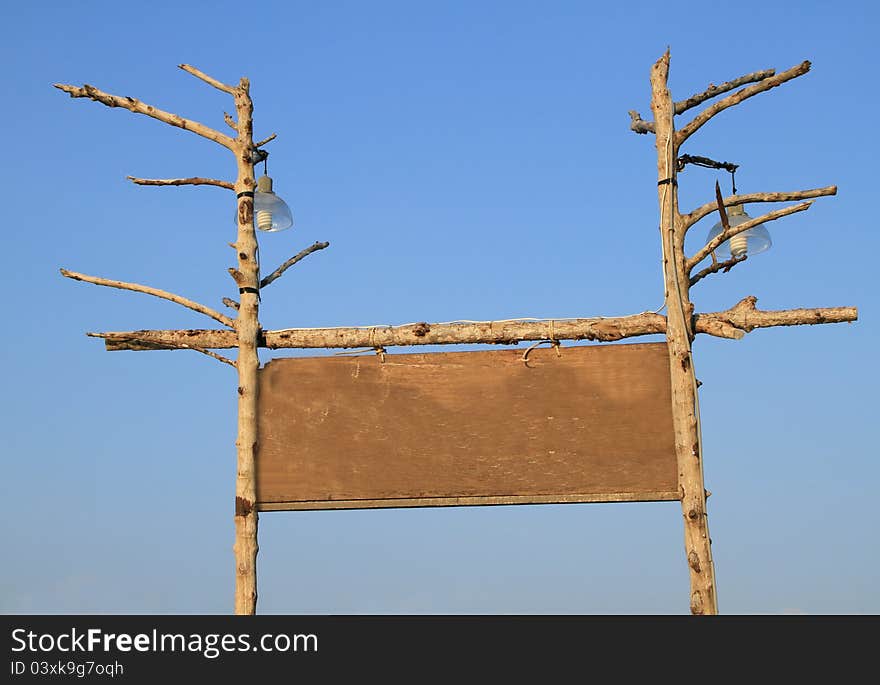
[256,343,678,510]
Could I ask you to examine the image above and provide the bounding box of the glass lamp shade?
[705,204,771,259]
[253,175,293,232]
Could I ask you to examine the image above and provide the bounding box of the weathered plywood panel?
[256,343,678,511]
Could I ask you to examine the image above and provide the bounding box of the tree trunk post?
[649,51,718,615]
[231,78,260,615]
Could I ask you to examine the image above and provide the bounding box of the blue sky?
[1,0,876,614]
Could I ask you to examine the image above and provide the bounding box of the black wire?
[676,153,740,195]
[676,154,739,174]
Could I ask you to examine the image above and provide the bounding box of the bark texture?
[230,78,260,616]
[53,83,235,149]
[87,300,858,351]
[60,269,235,328]
[683,186,837,230]
[676,61,811,144]
[260,241,330,288]
[127,176,234,190]
[650,51,718,615]
[673,69,776,114]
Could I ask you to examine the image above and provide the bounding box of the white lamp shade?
[705,205,771,258]
[239,174,294,233]
[254,190,293,232]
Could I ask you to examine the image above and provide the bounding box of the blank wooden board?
[256,342,679,511]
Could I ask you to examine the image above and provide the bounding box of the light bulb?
[705,204,771,259]
[257,208,273,231]
[253,174,293,232]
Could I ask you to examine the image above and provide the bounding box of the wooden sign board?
[256,342,679,511]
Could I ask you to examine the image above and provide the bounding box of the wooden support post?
[649,51,717,614]
[230,79,260,616]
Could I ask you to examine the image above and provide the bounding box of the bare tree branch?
[704,296,857,333]
[222,297,240,311]
[127,176,234,190]
[53,83,235,150]
[676,61,811,145]
[260,241,330,288]
[628,65,791,139]
[60,268,236,329]
[254,133,277,147]
[89,315,666,350]
[179,344,237,367]
[178,64,236,95]
[628,110,655,134]
[687,201,813,271]
[227,268,245,287]
[674,69,776,114]
[84,298,858,352]
[683,185,837,230]
[689,254,748,286]
[85,333,237,366]
[687,183,748,285]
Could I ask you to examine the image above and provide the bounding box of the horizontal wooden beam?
[86,297,857,352]
[92,313,667,351]
[258,491,682,512]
